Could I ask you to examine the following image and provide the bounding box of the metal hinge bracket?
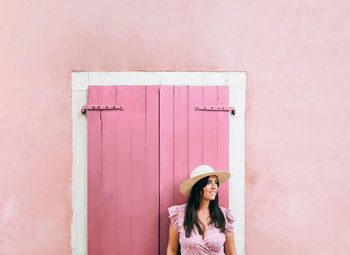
[195,106,235,115]
[81,105,124,114]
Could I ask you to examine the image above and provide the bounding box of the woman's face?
[201,175,219,201]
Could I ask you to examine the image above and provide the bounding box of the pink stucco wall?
[0,0,349,254]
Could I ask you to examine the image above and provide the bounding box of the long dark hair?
[183,176,226,237]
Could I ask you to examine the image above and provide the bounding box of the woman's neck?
[199,199,210,212]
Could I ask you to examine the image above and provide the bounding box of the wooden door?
[87,86,159,255]
[159,86,230,254]
[86,85,230,255]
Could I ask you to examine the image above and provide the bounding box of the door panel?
[88,86,159,255]
[159,86,230,255]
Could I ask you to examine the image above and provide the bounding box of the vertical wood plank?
[130,85,146,255]
[130,86,159,255]
[87,86,103,254]
[114,85,133,254]
[159,86,174,255]
[99,86,119,255]
[188,86,204,173]
[174,86,189,205]
[217,86,230,207]
[203,86,219,168]
[144,86,160,253]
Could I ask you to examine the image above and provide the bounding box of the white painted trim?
[71,89,88,255]
[71,71,246,255]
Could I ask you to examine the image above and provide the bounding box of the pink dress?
[168,204,234,255]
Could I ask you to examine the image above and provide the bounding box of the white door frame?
[71,71,246,255]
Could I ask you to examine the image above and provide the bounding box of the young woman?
[167,165,238,255]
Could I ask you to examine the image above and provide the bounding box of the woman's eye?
[207,180,219,186]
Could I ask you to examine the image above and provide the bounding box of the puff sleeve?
[168,205,180,231]
[224,208,234,236]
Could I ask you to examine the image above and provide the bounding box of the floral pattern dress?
[168,204,234,255]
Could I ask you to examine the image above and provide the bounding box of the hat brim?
[179,171,230,196]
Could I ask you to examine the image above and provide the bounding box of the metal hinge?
[81,105,124,114]
[195,106,235,115]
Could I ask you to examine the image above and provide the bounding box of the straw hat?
[179,165,230,196]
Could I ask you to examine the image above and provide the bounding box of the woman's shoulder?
[168,203,186,214]
[219,206,234,235]
[168,204,186,231]
[219,205,231,212]
[219,206,234,221]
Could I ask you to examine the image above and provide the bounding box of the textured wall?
[0,0,349,254]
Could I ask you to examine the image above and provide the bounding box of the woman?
[167,165,238,255]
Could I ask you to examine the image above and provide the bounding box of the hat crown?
[190,165,215,178]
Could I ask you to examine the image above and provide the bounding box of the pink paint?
[159,86,230,254]
[0,0,349,254]
[87,86,159,254]
[86,85,230,254]
[159,86,175,255]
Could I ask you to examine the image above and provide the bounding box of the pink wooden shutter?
[87,85,230,255]
[159,86,230,255]
[87,85,159,255]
